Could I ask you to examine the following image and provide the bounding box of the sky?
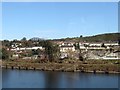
[2,2,118,40]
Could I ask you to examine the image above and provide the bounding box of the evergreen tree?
[43,40,59,62]
[2,48,9,60]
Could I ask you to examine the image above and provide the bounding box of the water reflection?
[2,69,119,88]
[44,71,60,88]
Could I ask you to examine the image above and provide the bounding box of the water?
[2,69,119,88]
[0,68,2,90]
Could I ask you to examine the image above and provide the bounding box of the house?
[12,54,19,59]
[32,55,38,60]
[22,57,32,60]
[59,52,68,60]
[79,42,119,51]
[11,43,22,48]
[59,42,75,52]
[102,51,120,60]
[60,45,75,52]
[104,43,119,47]
[10,46,44,51]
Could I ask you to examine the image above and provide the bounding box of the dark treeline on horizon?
[1,32,120,42]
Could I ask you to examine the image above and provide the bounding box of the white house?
[59,42,75,52]
[60,45,75,52]
[11,46,44,51]
[79,42,119,51]
[102,51,120,60]
[104,43,119,46]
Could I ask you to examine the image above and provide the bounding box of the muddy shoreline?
[2,66,120,74]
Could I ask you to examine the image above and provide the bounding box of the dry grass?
[2,59,120,72]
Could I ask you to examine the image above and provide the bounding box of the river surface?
[2,69,119,88]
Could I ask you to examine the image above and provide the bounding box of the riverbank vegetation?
[2,59,120,73]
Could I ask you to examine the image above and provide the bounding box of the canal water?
[2,69,119,88]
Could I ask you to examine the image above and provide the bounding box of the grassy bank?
[2,59,120,74]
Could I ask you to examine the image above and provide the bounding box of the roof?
[60,45,74,47]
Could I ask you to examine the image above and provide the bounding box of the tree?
[101,43,107,48]
[109,48,113,53]
[31,49,40,55]
[21,38,33,47]
[74,42,83,61]
[0,49,2,59]
[21,37,27,41]
[74,43,79,50]
[78,42,83,61]
[2,40,10,48]
[2,48,9,60]
[118,39,120,46]
[80,35,83,38]
[43,40,60,62]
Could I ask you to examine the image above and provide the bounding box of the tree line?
[0,38,60,62]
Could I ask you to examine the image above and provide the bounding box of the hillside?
[80,33,120,42]
[53,33,120,43]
